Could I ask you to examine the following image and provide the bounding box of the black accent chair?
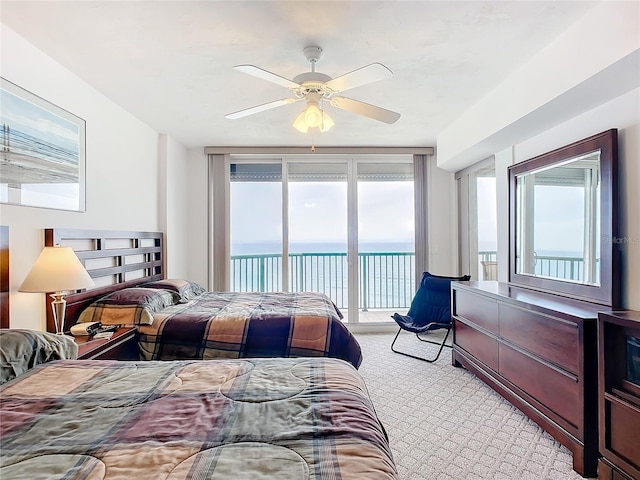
[391,272,471,362]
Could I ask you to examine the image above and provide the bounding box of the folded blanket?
[0,329,78,384]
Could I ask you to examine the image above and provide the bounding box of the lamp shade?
[292,104,335,133]
[319,111,335,132]
[292,110,309,133]
[304,104,323,128]
[19,246,95,293]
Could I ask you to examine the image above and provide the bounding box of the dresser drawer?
[597,458,636,480]
[606,396,640,472]
[453,289,498,333]
[499,343,580,429]
[499,303,579,374]
[454,319,498,370]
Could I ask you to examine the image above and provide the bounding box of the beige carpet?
[354,332,589,480]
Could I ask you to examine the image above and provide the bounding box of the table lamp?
[19,245,95,334]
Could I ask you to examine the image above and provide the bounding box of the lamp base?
[49,292,67,335]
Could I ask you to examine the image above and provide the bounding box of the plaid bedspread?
[137,291,363,368]
[0,358,398,479]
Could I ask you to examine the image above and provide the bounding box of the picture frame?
[0,77,86,212]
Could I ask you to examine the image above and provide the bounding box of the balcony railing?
[231,252,415,310]
[479,250,594,283]
[231,250,589,311]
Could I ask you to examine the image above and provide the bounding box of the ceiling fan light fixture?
[292,110,309,133]
[304,103,323,127]
[293,102,335,133]
[319,110,335,132]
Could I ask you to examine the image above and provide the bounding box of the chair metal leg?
[390,326,452,363]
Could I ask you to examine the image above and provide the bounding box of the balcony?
[480,250,591,282]
[231,252,416,313]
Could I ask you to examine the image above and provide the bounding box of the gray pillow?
[0,329,78,385]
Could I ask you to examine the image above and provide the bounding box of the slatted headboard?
[45,228,164,333]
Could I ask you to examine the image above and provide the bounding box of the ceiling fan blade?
[330,96,400,124]
[233,65,300,89]
[225,98,300,120]
[324,63,393,93]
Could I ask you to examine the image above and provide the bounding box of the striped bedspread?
[137,291,363,368]
[0,358,398,479]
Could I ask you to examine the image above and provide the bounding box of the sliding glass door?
[456,159,497,280]
[357,163,415,321]
[228,156,415,324]
[288,162,349,307]
[229,163,283,291]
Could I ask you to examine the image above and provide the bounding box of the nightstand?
[74,327,138,360]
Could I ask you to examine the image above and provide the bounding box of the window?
[456,158,497,280]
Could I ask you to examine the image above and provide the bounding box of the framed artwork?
[0,77,86,212]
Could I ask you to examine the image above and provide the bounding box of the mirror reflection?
[515,150,601,285]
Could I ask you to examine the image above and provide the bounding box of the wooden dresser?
[451,280,607,478]
[598,310,640,480]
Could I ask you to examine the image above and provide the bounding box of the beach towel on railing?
[137,291,362,368]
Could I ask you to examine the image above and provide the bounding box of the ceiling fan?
[225,46,401,133]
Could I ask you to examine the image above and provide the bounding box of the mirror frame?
[508,129,619,306]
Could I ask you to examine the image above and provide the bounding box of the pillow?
[393,272,471,331]
[78,287,178,326]
[142,279,206,303]
[0,329,78,385]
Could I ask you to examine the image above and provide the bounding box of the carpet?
[355,331,589,480]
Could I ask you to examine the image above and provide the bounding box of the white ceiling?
[1,1,597,149]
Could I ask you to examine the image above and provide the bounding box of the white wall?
[1,26,163,329]
[438,1,639,171]
[494,147,513,283]
[427,157,457,276]
[159,134,191,279]
[185,148,209,287]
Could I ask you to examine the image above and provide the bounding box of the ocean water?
[232,241,414,255]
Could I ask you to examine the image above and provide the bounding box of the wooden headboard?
[45,228,164,333]
[1,225,8,328]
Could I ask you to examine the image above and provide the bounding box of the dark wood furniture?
[451,130,620,477]
[44,228,164,333]
[598,311,640,480]
[452,280,609,477]
[74,327,138,360]
[1,225,8,328]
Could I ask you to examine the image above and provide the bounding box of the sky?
[230,180,415,254]
[534,185,586,255]
[1,83,80,152]
[476,177,497,252]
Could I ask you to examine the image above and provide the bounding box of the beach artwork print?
[0,78,86,211]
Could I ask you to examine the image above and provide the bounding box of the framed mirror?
[509,129,618,306]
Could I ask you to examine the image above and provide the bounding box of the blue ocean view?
[536,250,583,258]
[232,241,414,255]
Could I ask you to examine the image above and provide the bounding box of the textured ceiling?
[1,1,597,149]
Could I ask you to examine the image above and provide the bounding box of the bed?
[0,336,397,479]
[46,229,362,368]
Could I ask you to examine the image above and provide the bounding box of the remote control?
[93,331,114,340]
